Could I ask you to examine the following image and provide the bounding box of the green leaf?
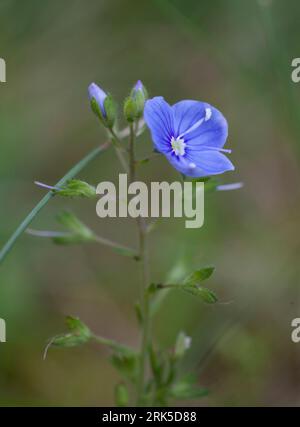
[115,383,129,407]
[183,286,218,304]
[183,266,215,286]
[57,179,96,198]
[148,265,217,304]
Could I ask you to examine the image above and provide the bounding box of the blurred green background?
[0,0,300,406]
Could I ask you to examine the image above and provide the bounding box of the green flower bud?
[130,80,148,118]
[123,97,138,122]
[57,179,96,198]
[103,94,117,128]
[124,80,148,122]
[53,211,96,245]
[88,83,117,128]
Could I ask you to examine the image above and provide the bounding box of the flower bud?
[57,179,96,198]
[53,211,96,244]
[88,82,117,128]
[123,97,138,122]
[124,80,148,122]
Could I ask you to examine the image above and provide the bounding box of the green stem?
[94,234,138,259]
[129,123,135,182]
[109,128,129,173]
[0,142,110,265]
[92,334,133,354]
[137,224,150,405]
[128,122,151,405]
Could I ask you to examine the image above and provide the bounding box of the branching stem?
[0,142,110,265]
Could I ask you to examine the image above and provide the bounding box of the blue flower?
[88,83,107,117]
[144,97,234,177]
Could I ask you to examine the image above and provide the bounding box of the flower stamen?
[171,136,186,156]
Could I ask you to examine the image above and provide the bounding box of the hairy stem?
[0,142,110,266]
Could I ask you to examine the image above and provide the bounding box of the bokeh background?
[0,0,300,406]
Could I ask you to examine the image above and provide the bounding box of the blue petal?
[88,83,107,116]
[186,150,234,175]
[172,100,228,149]
[164,153,206,177]
[144,97,174,153]
[172,100,206,137]
[164,150,234,177]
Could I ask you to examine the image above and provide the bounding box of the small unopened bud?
[123,97,138,122]
[88,82,117,128]
[53,211,96,244]
[131,80,148,116]
[57,179,96,198]
[124,80,148,122]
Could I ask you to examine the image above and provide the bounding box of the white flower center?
[171,136,186,156]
